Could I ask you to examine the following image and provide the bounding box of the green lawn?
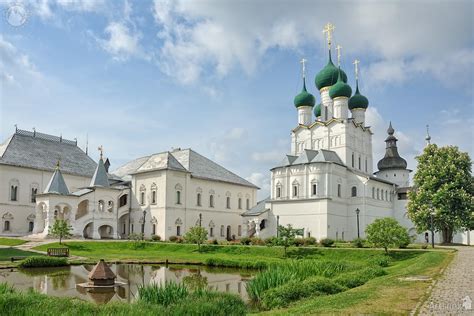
[0,238,27,246]
[27,241,453,314]
[0,248,43,262]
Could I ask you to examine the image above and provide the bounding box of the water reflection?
[0,264,254,304]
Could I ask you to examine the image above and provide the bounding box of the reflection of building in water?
[0,264,252,304]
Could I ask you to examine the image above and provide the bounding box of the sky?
[1,0,473,199]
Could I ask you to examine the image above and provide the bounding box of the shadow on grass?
[387,251,421,261]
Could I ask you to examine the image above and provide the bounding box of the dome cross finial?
[300,58,307,79]
[98,145,104,160]
[322,22,335,51]
[353,59,360,81]
[425,124,431,145]
[336,45,342,66]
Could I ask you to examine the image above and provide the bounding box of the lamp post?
[276,215,280,238]
[199,213,202,227]
[355,208,360,239]
[142,210,146,239]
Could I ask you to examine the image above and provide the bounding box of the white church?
[0,24,471,244]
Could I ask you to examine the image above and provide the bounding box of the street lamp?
[355,208,361,239]
[430,210,435,248]
[199,213,202,227]
[276,215,280,238]
[142,210,146,239]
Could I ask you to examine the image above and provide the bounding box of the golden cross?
[322,22,335,49]
[353,59,360,80]
[56,157,61,169]
[300,58,307,79]
[336,45,342,66]
[98,145,104,160]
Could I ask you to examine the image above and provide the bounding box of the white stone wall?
[297,106,313,126]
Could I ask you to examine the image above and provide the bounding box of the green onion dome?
[313,103,322,117]
[348,82,369,110]
[294,79,316,108]
[315,52,348,90]
[329,69,352,99]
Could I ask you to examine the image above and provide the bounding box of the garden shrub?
[320,238,335,247]
[303,237,317,246]
[207,239,218,245]
[169,236,178,242]
[351,238,365,248]
[250,237,265,246]
[264,237,278,246]
[370,255,391,267]
[240,237,251,245]
[18,256,68,268]
[293,238,305,247]
[261,276,345,309]
[151,235,161,242]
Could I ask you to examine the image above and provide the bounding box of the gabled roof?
[0,129,96,177]
[90,158,110,187]
[242,197,270,216]
[272,149,345,169]
[44,168,70,195]
[113,149,258,189]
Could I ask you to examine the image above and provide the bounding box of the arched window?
[312,183,317,196]
[226,197,231,209]
[260,220,266,230]
[372,187,375,198]
[220,225,224,237]
[351,153,355,168]
[10,186,18,201]
[358,156,361,169]
[385,191,388,201]
[293,185,298,197]
[28,221,34,232]
[4,221,10,231]
[246,198,250,210]
[209,195,214,208]
[176,191,181,204]
[238,197,242,209]
[337,184,342,197]
[139,184,146,205]
[176,226,181,236]
[152,224,156,235]
[197,193,202,206]
[238,225,242,236]
[31,185,38,203]
[377,188,380,199]
[119,194,128,207]
[98,200,105,212]
[351,186,357,197]
[107,201,114,212]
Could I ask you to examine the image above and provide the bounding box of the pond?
[0,264,255,304]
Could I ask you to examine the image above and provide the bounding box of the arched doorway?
[226,225,232,241]
[98,225,114,239]
[83,223,93,239]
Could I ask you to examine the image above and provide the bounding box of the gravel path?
[419,246,474,315]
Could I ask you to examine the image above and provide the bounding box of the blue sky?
[1,0,473,198]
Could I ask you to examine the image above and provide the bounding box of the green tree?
[184,226,208,252]
[276,224,298,257]
[365,218,410,253]
[49,220,73,245]
[407,145,472,243]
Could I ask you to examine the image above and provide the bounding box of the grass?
[0,248,43,262]
[0,238,27,246]
[18,256,68,268]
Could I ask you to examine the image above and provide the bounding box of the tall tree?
[276,224,298,257]
[49,219,73,245]
[407,144,472,243]
[365,218,410,253]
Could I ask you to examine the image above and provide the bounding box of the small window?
[238,225,242,236]
[260,220,266,230]
[151,190,157,204]
[246,199,250,210]
[98,200,105,212]
[385,191,388,201]
[197,193,202,206]
[28,221,34,232]
[140,192,145,205]
[337,184,341,197]
[4,221,10,231]
[372,187,375,198]
[220,225,224,237]
[312,184,317,196]
[226,197,231,209]
[238,198,242,209]
[377,188,380,199]
[365,159,368,172]
[177,226,181,236]
[358,156,361,169]
[209,195,214,208]
[152,224,156,235]
[210,227,214,237]
[10,185,18,201]
[119,195,128,207]
[31,188,37,203]
[351,186,357,197]
[176,191,181,204]
[276,187,281,198]
[351,153,355,168]
[131,224,134,233]
[293,186,298,197]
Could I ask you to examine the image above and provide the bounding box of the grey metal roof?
[113,148,258,189]
[90,158,110,187]
[71,188,93,196]
[242,197,270,216]
[377,122,408,171]
[0,130,97,177]
[272,149,344,169]
[44,168,70,195]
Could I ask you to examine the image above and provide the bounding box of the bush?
[303,237,317,246]
[320,238,335,247]
[168,236,183,243]
[293,238,305,247]
[250,237,265,246]
[151,235,161,242]
[204,258,267,270]
[369,255,391,267]
[18,256,68,268]
[261,276,346,309]
[351,238,365,248]
[264,237,278,246]
[240,237,251,245]
[421,243,428,249]
[334,266,386,289]
[207,239,219,245]
[366,218,411,253]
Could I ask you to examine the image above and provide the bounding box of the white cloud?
[251,151,282,163]
[246,172,270,198]
[99,22,141,61]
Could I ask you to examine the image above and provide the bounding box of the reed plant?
[18,256,68,268]
[138,281,188,306]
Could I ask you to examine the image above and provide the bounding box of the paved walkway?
[419,246,474,315]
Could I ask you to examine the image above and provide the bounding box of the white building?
[241,46,473,245]
[0,128,257,240]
